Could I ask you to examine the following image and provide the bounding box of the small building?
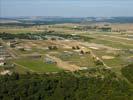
[45,57,57,64]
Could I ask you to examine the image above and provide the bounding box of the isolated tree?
[80,50,84,54]
[72,46,76,50]
[76,46,80,49]
[95,60,103,65]
[53,46,58,50]
[51,37,56,41]
[48,46,52,50]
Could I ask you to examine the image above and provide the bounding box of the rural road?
[46,54,80,71]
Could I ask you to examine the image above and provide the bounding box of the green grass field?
[14,58,63,73]
[90,38,133,49]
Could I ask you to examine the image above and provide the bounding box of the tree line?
[0,67,132,100]
[0,32,93,42]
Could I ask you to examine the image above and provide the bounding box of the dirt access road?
[46,54,80,71]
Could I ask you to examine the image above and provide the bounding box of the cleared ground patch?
[102,56,114,60]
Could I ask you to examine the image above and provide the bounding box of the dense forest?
[0,67,132,100]
[121,63,133,83]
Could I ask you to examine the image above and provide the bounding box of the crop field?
[0,23,133,75]
[1,0,133,98]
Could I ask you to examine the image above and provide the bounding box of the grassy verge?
[14,58,63,73]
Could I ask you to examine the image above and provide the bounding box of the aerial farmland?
[0,19,133,76]
[0,17,133,100]
[1,0,133,99]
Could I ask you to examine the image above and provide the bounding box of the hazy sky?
[0,0,133,17]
